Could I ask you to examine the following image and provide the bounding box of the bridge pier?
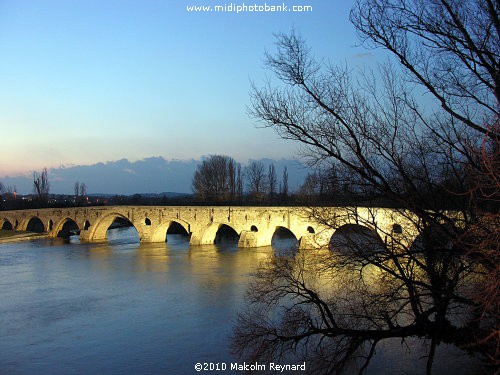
[79,228,92,242]
[238,230,256,247]
[136,223,155,243]
[78,224,109,242]
[189,233,212,246]
[298,234,321,249]
[237,230,272,248]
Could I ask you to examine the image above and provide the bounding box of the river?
[0,227,483,374]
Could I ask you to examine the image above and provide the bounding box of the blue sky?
[0,0,367,179]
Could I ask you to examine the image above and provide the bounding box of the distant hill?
[88,192,191,198]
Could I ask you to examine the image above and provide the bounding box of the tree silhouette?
[233,0,499,372]
[246,161,267,204]
[192,155,241,203]
[33,168,50,202]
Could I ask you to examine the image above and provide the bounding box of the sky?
[0,0,370,191]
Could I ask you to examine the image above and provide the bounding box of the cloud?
[1,157,310,195]
[352,52,373,59]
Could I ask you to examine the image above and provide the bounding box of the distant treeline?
[1,154,471,211]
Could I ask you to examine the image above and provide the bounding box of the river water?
[0,228,483,374]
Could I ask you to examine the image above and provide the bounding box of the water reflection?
[106,226,140,247]
[0,227,277,375]
[1,226,479,375]
[271,229,298,257]
[232,233,486,375]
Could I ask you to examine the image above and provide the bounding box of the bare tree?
[351,0,499,138]
[279,166,289,201]
[6,185,16,195]
[460,122,500,365]
[298,171,321,202]
[232,214,486,374]
[321,164,341,199]
[229,158,237,200]
[237,164,243,204]
[246,161,267,203]
[33,167,50,202]
[79,182,87,198]
[192,155,241,202]
[232,0,499,372]
[267,163,277,203]
[0,183,16,209]
[73,181,87,204]
[299,165,359,205]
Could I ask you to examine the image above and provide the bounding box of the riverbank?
[0,230,48,243]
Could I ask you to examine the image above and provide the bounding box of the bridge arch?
[83,220,91,230]
[257,225,298,245]
[200,223,240,245]
[23,216,45,233]
[151,219,191,242]
[54,218,80,238]
[272,226,299,241]
[1,218,13,230]
[215,224,239,244]
[329,224,385,253]
[271,226,299,254]
[410,224,456,253]
[242,225,302,249]
[87,212,140,241]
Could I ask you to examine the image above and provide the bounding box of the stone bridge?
[0,206,419,249]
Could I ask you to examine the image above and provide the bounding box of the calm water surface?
[0,228,482,375]
[0,228,276,375]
